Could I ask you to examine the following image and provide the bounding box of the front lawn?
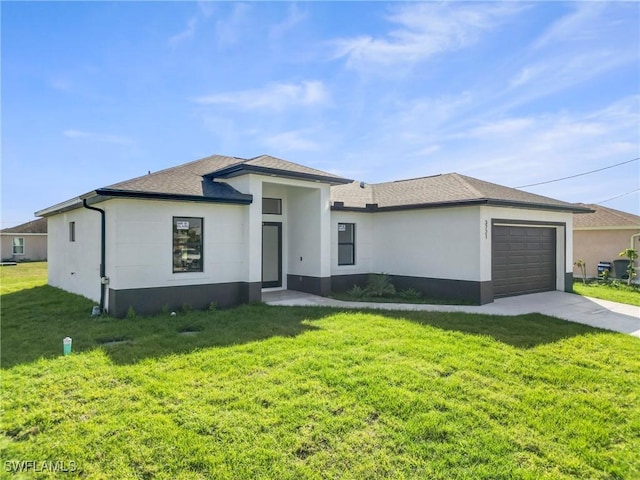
[573,280,640,306]
[1,264,639,479]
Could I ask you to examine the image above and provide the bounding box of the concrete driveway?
[263,290,640,337]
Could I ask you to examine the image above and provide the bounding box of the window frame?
[172,216,204,273]
[337,223,356,266]
[69,222,76,242]
[262,198,282,215]
[12,237,25,255]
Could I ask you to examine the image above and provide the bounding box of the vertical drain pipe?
[83,199,106,313]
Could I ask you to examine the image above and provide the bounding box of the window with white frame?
[338,223,355,265]
[12,237,25,255]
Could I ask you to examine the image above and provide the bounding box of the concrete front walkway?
[262,290,640,337]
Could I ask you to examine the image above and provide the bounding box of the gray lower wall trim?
[109,281,256,317]
[331,274,370,293]
[287,275,331,296]
[331,273,493,305]
[564,272,573,293]
[479,281,494,305]
[241,282,263,304]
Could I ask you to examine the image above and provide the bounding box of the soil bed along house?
[36,154,591,316]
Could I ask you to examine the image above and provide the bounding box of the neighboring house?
[573,204,640,279]
[35,154,591,316]
[0,218,48,262]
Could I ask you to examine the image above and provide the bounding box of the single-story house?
[573,204,640,279]
[35,154,591,316]
[1,218,48,262]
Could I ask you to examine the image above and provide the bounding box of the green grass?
[0,261,48,295]
[573,280,640,306]
[2,264,639,479]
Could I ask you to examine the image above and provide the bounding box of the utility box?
[613,259,630,279]
[597,261,612,276]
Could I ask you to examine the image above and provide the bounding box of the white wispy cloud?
[449,97,639,190]
[507,2,636,100]
[264,130,320,152]
[169,17,198,47]
[532,2,606,51]
[466,118,536,137]
[193,80,330,110]
[215,3,251,46]
[168,2,216,47]
[269,4,307,39]
[332,2,522,68]
[63,129,133,145]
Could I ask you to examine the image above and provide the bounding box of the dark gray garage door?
[492,226,556,298]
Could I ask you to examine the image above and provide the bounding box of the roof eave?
[94,188,253,205]
[574,226,640,231]
[35,196,85,217]
[331,198,590,213]
[206,164,353,185]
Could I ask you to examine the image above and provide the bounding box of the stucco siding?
[47,208,102,302]
[331,211,373,276]
[573,229,640,278]
[372,207,482,281]
[287,187,323,278]
[106,198,247,291]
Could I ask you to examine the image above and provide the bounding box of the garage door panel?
[492,226,556,298]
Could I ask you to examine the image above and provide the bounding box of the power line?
[596,188,640,205]
[515,157,639,188]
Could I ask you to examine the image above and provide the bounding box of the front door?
[262,222,282,288]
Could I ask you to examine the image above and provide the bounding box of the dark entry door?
[262,222,282,288]
[492,226,556,298]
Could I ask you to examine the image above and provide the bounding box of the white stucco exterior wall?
[331,211,374,276]
[105,198,247,291]
[47,207,102,302]
[372,207,483,281]
[228,175,331,287]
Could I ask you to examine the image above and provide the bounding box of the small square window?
[69,222,76,242]
[262,198,282,215]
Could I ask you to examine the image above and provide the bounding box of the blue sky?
[2,1,639,226]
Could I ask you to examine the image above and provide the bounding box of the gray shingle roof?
[103,154,244,196]
[206,154,351,184]
[102,154,349,198]
[573,204,640,229]
[331,173,588,212]
[1,218,47,234]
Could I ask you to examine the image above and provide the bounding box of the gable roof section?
[99,154,349,200]
[101,154,245,197]
[204,154,351,185]
[331,173,591,213]
[573,204,640,229]
[1,218,47,234]
[36,154,352,216]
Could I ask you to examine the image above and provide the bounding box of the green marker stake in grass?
[63,337,72,355]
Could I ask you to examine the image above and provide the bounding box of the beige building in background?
[1,218,48,262]
[573,204,640,279]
